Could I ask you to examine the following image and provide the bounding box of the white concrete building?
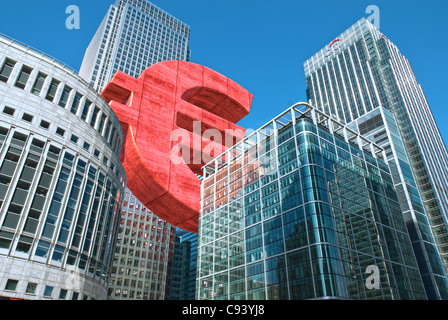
[0,34,126,300]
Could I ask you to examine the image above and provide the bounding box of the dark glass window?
[31,72,47,96]
[59,85,72,108]
[45,79,60,101]
[0,59,16,82]
[15,65,32,89]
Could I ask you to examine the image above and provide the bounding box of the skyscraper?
[346,106,448,299]
[79,0,191,93]
[304,17,448,299]
[79,0,192,300]
[197,102,428,300]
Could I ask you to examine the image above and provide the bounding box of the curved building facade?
[0,35,126,300]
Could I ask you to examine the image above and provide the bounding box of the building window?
[70,134,79,144]
[81,100,91,121]
[56,127,65,137]
[43,286,54,298]
[51,244,65,262]
[2,106,15,116]
[70,92,82,115]
[31,72,47,96]
[59,85,72,108]
[4,279,18,292]
[98,114,107,135]
[104,120,112,140]
[90,106,100,128]
[22,113,33,123]
[45,79,60,102]
[15,65,32,89]
[16,236,33,253]
[0,231,13,249]
[0,59,16,83]
[25,282,37,294]
[59,289,68,300]
[34,240,50,258]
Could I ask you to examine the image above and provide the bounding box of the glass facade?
[108,189,176,300]
[0,35,125,300]
[165,230,192,300]
[304,17,448,298]
[165,229,198,300]
[304,17,448,272]
[197,103,427,300]
[79,0,191,93]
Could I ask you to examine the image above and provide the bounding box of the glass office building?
[165,230,192,300]
[346,107,448,299]
[304,18,448,285]
[165,229,198,300]
[0,34,126,300]
[197,102,427,300]
[79,0,191,93]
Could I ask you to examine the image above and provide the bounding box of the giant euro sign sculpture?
[102,61,253,233]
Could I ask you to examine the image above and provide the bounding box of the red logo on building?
[102,61,253,233]
[325,38,341,57]
[329,39,340,48]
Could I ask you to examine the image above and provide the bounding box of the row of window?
[0,126,122,286]
[3,278,91,300]
[121,0,190,36]
[0,57,122,158]
[1,105,121,179]
[93,12,188,88]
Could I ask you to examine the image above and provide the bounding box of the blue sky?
[0,0,447,145]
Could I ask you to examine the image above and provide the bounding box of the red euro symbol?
[102,61,253,233]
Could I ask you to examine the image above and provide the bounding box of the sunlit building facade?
[197,103,427,300]
[79,0,192,300]
[0,34,125,300]
[304,17,448,299]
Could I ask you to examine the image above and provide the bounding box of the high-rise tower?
[79,0,192,300]
[79,0,191,93]
[304,17,448,299]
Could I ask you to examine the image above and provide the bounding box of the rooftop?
[202,102,385,177]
